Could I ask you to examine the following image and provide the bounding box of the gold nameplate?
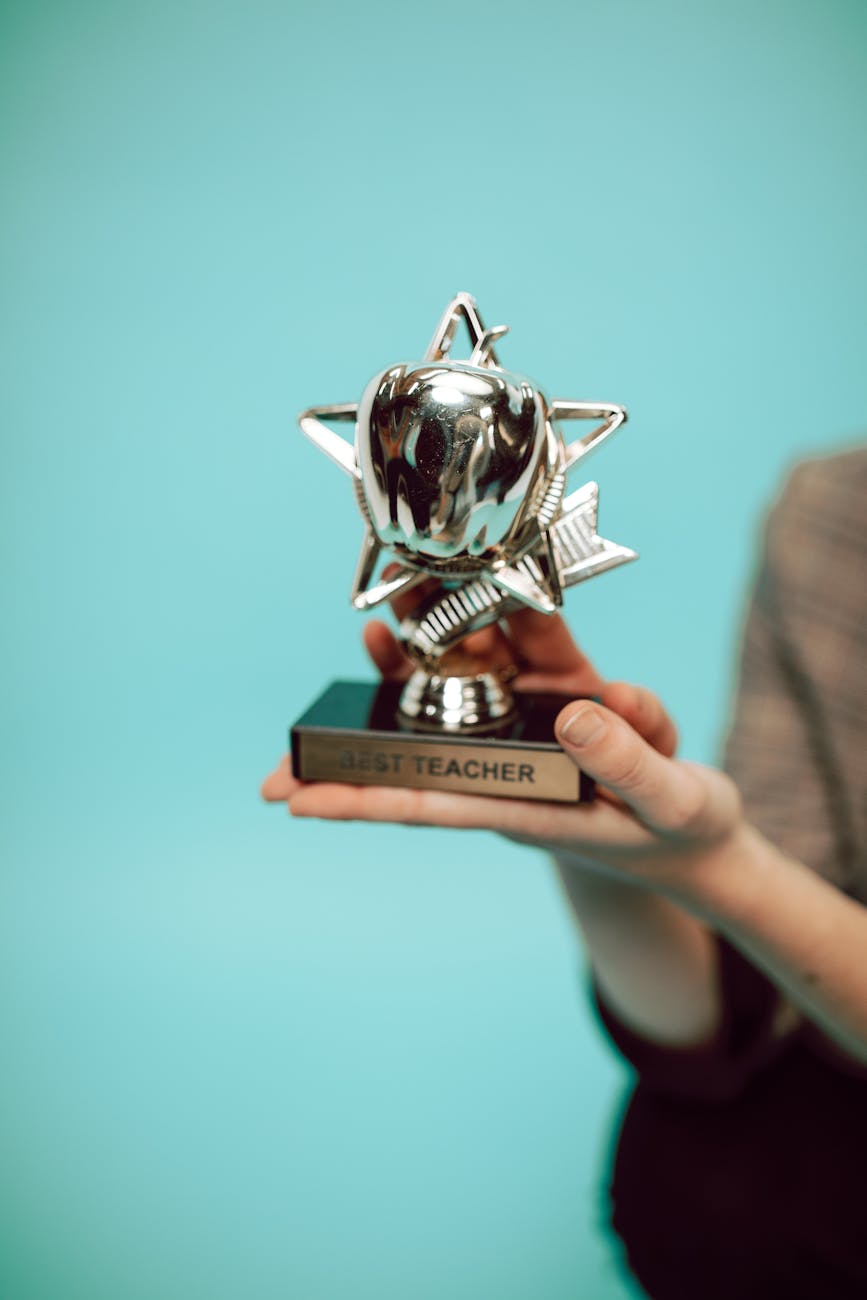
[291,683,592,804]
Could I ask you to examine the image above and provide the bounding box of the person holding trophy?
[263,294,867,1297]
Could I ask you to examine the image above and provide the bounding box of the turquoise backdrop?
[2,2,866,1297]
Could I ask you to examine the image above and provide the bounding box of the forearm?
[684,823,867,1066]
[552,854,722,1047]
[555,821,867,1068]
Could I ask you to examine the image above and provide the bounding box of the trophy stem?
[398,668,516,734]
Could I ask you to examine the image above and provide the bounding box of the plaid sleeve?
[722,467,852,889]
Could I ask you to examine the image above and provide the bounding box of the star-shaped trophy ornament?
[289,293,636,803]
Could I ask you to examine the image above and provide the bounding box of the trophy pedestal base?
[291,680,594,804]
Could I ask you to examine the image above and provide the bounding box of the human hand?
[262,610,744,899]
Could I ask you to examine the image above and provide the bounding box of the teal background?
[2,2,866,1297]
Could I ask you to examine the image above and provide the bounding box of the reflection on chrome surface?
[356,361,551,560]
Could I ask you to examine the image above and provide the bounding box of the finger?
[555,702,738,840]
[458,623,517,670]
[261,755,299,802]
[601,681,678,757]
[287,779,653,849]
[363,620,413,681]
[506,609,604,692]
[387,570,438,622]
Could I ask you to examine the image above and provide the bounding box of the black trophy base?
[290,680,594,804]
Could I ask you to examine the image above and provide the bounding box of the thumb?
[555,701,739,841]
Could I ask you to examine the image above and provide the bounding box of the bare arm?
[551,863,721,1047]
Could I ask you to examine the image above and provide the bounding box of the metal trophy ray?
[289,293,635,802]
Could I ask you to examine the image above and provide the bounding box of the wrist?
[665,820,775,925]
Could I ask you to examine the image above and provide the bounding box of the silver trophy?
[290,293,635,802]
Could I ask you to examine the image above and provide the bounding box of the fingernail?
[559,704,606,747]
